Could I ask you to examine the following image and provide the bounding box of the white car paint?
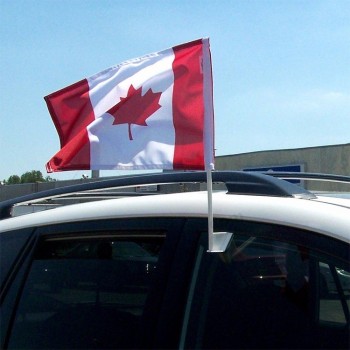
[1,191,349,244]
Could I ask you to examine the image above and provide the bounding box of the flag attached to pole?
[45,38,215,173]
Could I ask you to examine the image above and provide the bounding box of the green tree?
[6,175,21,184]
[20,170,45,183]
[45,175,57,182]
[4,171,56,184]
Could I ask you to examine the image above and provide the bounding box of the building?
[215,143,350,191]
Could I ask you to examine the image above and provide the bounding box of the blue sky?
[1,0,349,181]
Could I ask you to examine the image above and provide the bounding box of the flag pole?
[207,165,233,253]
[202,37,216,251]
[207,167,214,251]
[91,170,100,179]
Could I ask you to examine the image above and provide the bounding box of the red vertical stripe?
[172,40,205,170]
[45,79,95,172]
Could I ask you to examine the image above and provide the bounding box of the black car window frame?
[0,228,33,290]
[0,229,38,348]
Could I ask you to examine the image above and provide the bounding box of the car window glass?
[319,262,350,325]
[7,232,165,349]
[181,224,350,350]
[0,230,31,287]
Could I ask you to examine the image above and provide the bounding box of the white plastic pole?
[91,170,100,179]
[207,168,214,251]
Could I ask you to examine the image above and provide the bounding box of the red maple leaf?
[107,85,162,140]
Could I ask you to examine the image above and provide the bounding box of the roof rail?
[0,171,318,220]
[263,172,350,184]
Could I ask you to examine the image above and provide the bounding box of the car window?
[319,262,350,325]
[7,232,165,349]
[0,229,32,288]
[181,223,350,349]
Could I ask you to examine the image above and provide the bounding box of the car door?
[2,217,349,349]
[1,217,191,350]
[179,219,350,349]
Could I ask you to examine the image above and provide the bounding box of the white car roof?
[1,191,349,244]
[313,194,350,209]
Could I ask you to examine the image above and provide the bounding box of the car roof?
[313,195,350,209]
[1,190,349,244]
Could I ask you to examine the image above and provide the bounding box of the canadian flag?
[45,39,214,173]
